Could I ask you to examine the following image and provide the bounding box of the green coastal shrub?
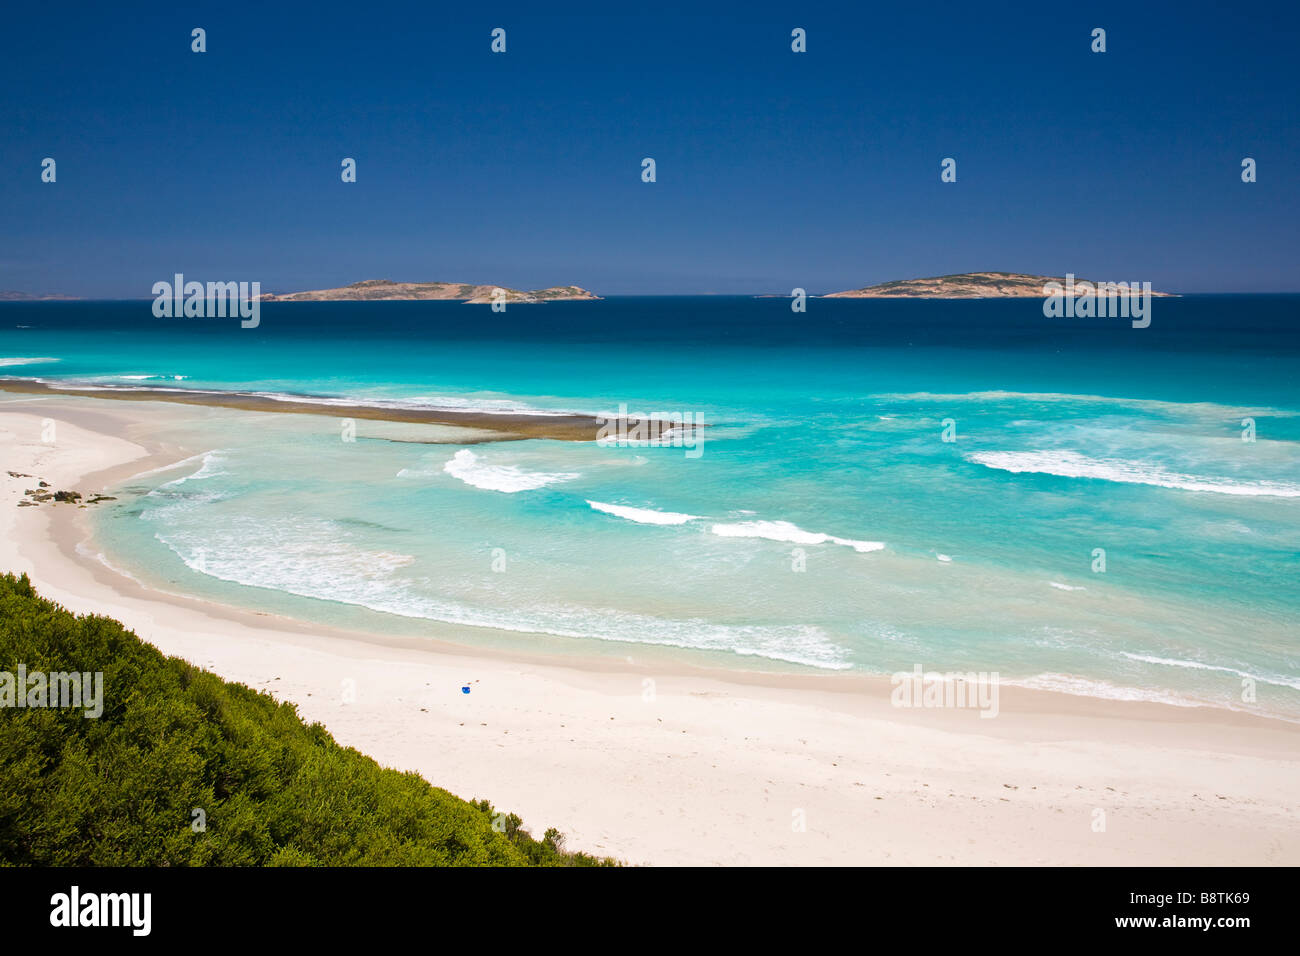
[0,573,615,867]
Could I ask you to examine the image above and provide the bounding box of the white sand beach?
[2,397,1297,866]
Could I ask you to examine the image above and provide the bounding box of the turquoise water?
[3,297,1298,714]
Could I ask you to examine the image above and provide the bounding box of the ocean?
[2,296,1298,714]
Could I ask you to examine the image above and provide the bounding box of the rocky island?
[0,291,80,301]
[258,279,600,304]
[824,272,1173,298]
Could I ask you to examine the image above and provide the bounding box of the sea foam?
[149,515,852,670]
[967,450,1300,497]
[586,500,701,524]
[710,519,884,552]
[443,449,578,493]
[1117,652,1300,691]
[871,390,1300,419]
[0,356,60,367]
[1005,673,1204,708]
[159,450,228,486]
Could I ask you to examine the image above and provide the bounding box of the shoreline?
[2,396,1298,864]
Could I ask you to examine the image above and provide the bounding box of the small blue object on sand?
[461,685,470,694]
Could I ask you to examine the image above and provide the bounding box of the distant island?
[824,272,1174,298]
[0,291,80,301]
[259,279,600,304]
[3,275,1186,303]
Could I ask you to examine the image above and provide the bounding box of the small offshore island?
[258,279,601,304]
[824,271,1174,298]
[0,291,80,301]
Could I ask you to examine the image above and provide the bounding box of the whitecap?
[871,390,1300,419]
[586,500,700,525]
[157,450,228,487]
[967,450,1300,497]
[0,357,59,367]
[711,519,884,552]
[126,450,216,483]
[442,449,578,493]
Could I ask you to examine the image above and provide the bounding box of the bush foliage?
[0,573,615,866]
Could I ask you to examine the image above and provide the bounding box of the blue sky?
[2,0,1297,295]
